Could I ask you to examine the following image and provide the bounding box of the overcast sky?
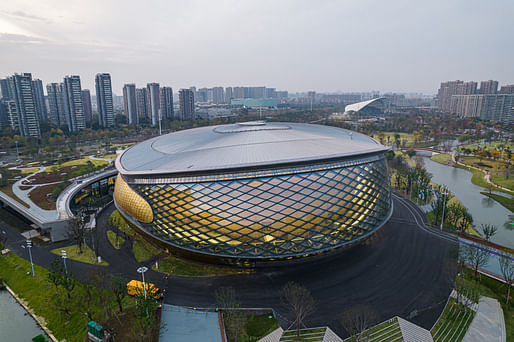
[0,0,513,95]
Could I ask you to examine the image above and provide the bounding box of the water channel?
[0,289,49,341]
[422,156,514,249]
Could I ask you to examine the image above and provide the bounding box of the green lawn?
[101,154,118,159]
[480,192,514,213]
[50,245,109,266]
[460,268,514,342]
[132,238,162,262]
[244,314,280,342]
[0,253,89,342]
[430,298,475,342]
[19,167,40,175]
[343,318,401,342]
[43,157,108,172]
[490,174,514,192]
[153,254,241,277]
[431,153,452,164]
[107,230,124,249]
[109,210,135,236]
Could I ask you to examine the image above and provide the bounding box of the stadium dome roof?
[116,121,387,176]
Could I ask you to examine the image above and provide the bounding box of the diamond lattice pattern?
[132,158,390,258]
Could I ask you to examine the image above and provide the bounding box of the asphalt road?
[0,193,458,337]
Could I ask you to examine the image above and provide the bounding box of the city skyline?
[0,1,513,94]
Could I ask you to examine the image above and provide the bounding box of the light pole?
[137,266,148,299]
[26,240,35,277]
[61,249,68,274]
[440,192,448,231]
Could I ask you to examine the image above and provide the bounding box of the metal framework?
[115,155,391,261]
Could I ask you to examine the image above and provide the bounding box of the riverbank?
[3,285,58,342]
[430,154,514,213]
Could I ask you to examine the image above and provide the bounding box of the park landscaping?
[107,230,124,249]
[153,254,240,277]
[51,245,109,266]
[430,298,475,342]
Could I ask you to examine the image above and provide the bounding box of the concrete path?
[11,167,58,221]
[462,297,506,342]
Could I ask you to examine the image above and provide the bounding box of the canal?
[422,156,514,249]
[0,289,49,341]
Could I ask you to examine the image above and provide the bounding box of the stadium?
[114,121,392,265]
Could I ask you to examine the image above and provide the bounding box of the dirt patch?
[25,166,77,185]
[474,162,492,168]
[28,184,58,210]
[19,185,32,190]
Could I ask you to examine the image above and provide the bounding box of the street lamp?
[26,240,35,277]
[137,266,148,299]
[440,192,448,231]
[61,249,68,274]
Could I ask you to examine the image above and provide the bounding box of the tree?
[110,274,127,313]
[216,287,246,342]
[498,253,514,304]
[66,211,87,254]
[341,305,379,342]
[457,208,473,233]
[461,244,490,278]
[481,224,497,241]
[281,282,315,340]
[132,287,161,342]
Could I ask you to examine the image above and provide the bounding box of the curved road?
[0,194,457,337]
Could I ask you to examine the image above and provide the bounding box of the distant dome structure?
[344,97,388,115]
[114,122,392,265]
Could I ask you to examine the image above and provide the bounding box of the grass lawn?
[19,167,40,175]
[480,192,514,213]
[153,254,241,277]
[382,132,416,145]
[133,238,162,262]
[430,298,475,342]
[490,174,514,192]
[0,253,89,342]
[0,251,142,342]
[343,317,401,342]
[109,210,135,236]
[107,230,124,249]
[43,157,108,172]
[101,154,118,159]
[50,244,109,266]
[0,185,30,208]
[431,153,452,164]
[460,268,514,342]
[224,313,280,342]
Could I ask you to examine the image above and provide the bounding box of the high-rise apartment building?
[146,83,160,126]
[225,87,233,104]
[451,94,513,124]
[479,80,498,94]
[159,86,173,119]
[438,80,477,113]
[212,87,224,104]
[0,78,12,100]
[0,101,8,130]
[6,73,40,137]
[81,89,93,124]
[499,85,514,94]
[31,79,47,121]
[95,73,114,128]
[123,84,137,125]
[63,75,85,132]
[233,87,244,99]
[47,83,66,127]
[179,89,195,120]
[136,88,147,120]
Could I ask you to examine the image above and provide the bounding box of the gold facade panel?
[114,173,153,223]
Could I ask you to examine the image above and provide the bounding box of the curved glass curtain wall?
[123,156,391,259]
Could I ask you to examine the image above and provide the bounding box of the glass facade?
[115,155,391,261]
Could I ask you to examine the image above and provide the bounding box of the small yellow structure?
[126,280,162,299]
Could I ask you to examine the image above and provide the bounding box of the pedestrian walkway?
[462,297,505,342]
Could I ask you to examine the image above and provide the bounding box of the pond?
[422,156,514,249]
[0,289,49,341]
